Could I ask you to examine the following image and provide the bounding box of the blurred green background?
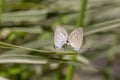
[0,0,120,80]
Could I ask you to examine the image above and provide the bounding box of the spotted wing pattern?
[68,28,83,52]
[54,26,68,49]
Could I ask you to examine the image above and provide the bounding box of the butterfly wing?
[68,28,83,52]
[54,26,68,49]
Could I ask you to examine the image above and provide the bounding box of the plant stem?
[0,0,2,21]
[76,0,87,27]
[65,0,87,80]
[55,62,64,80]
[65,55,76,80]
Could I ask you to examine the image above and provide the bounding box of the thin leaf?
[0,42,77,55]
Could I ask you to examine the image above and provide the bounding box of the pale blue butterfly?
[54,26,83,52]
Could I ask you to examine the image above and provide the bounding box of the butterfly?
[54,26,83,52]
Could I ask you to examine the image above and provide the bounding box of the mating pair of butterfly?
[54,26,83,52]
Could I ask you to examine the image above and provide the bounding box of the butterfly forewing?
[54,26,68,49]
[68,28,83,52]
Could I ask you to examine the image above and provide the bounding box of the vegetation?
[0,0,120,80]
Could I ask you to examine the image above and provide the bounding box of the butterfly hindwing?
[54,26,68,49]
[68,28,83,52]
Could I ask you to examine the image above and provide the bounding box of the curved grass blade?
[0,42,77,55]
[0,53,87,66]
